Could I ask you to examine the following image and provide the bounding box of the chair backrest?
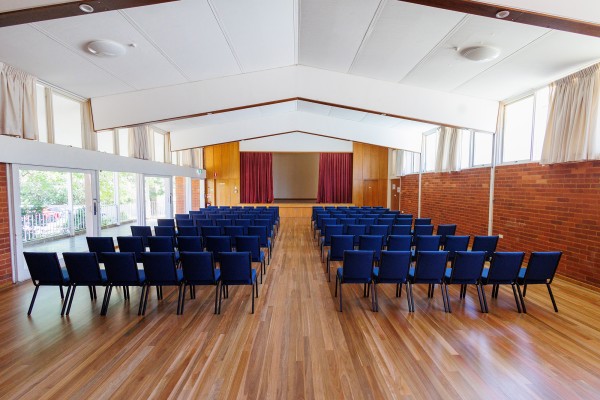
[472,236,500,259]
[194,218,214,227]
[342,250,374,281]
[177,226,199,237]
[415,235,442,252]
[436,224,457,245]
[391,225,411,235]
[23,252,67,284]
[177,236,203,252]
[415,218,432,226]
[444,236,470,257]
[157,218,175,227]
[247,226,269,247]
[376,218,395,229]
[395,218,412,226]
[219,252,253,284]
[485,252,525,283]
[329,235,354,260]
[130,226,152,247]
[378,251,411,282]
[235,219,252,228]
[63,252,103,284]
[175,213,189,220]
[215,219,233,228]
[180,251,217,283]
[413,225,434,236]
[323,225,344,245]
[357,218,375,228]
[449,251,486,283]
[387,235,412,251]
[148,236,176,252]
[224,226,245,237]
[369,225,389,237]
[235,236,261,261]
[340,218,357,227]
[321,218,338,231]
[117,236,145,262]
[102,252,142,284]
[522,252,562,284]
[154,226,176,237]
[254,219,272,236]
[346,224,367,236]
[413,251,448,283]
[86,236,115,263]
[358,235,383,260]
[399,214,413,220]
[201,226,222,237]
[176,219,194,227]
[141,252,179,284]
[205,236,232,260]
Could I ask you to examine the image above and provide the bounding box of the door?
[143,175,172,226]
[390,179,400,211]
[11,165,98,282]
[362,179,379,207]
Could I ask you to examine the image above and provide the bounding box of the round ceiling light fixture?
[79,4,94,13]
[86,40,127,57]
[496,10,510,19]
[458,45,501,62]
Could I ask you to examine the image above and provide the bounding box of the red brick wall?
[494,161,600,287]
[0,164,12,285]
[400,174,419,216]
[174,177,186,214]
[191,179,200,210]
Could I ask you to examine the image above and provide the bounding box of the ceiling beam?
[398,0,600,37]
[0,0,179,28]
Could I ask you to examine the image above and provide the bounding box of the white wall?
[240,132,352,152]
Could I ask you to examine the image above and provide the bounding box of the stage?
[240,203,353,218]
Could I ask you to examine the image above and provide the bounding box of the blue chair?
[201,226,222,238]
[205,236,232,263]
[481,252,526,313]
[335,250,375,312]
[376,218,395,234]
[326,235,354,282]
[215,219,233,233]
[180,252,221,314]
[176,219,194,227]
[412,224,434,236]
[101,252,146,315]
[140,252,184,315]
[359,235,383,263]
[414,218,432,226]
[177,236,203,252]
[86,236,115,263]
[368,225,389,246]
[62,252,108,315]
[218,252,258,314]
[320,224,344,262]
[157,218,175,227]
[472,236,499,261]
[224,226,245,247]
[518,252,562,312]
[407,251,449,312]
[387,235,412,251]
[357,218,376,229]
[372,251,412,311]
[177,226,199,237]
[436,224,457,247]
[339,218,357,230]
[117,236,146,263]
[253,219,274,245]
[444,251,487,313]
[131,226,152,247]
[148,236,179,262]
[175,213,190,220]
[391,225,411,235]
[154,226,176,238]
[318,218,338,242]
[413,235,442,261]
[194,218,214,228]
[235,236,266,283]
[235,219,252,230]
[248,225,272,264]
[444,235,470,260]
[346,224,367,247]
[23,252,71,315]
[395,218,412,226]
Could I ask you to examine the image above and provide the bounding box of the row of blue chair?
[334,250,562,313]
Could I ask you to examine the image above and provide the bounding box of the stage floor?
[240,203,353,217]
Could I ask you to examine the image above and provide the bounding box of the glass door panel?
[144,176,171,226]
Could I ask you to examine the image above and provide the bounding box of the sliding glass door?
[143,175,172,226]
[99,171,139,237]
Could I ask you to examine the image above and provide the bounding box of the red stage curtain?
[240,152,274,203]
[317,153,353,203]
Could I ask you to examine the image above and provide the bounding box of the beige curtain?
[129,125,151,160]
[541,63,600,163]
[0,62,38,139]
[180,149,194,167]
[435,127,461,172]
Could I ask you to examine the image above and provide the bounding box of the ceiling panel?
[211,0,295,72]
[122,0,241,82]
[361,113,402,127]
[259,100,297,116]
[297,100,331,115]
[33,11,187,91]
[328,107,367,121]
[299,0,381,72]
[456,30,600,100]
[401,15,549,93]
[0,24,133,97]
[350,1,465,82]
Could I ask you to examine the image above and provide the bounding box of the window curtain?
[541,63,600,164]
[435,127,461,172]
[240,152,274,203]
[129,125,151,160]
[0,62,37,139]
[82,100,96,150]
[317,153,352,203]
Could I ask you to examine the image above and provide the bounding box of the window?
[36,84,48,143]
[424,131,438,172]
[153,130,165,163]
[52,93,82,148]
[460,129,471,169]
[402,151,413,175]
[171,150,178,165]
[473,132,493,166]
[533,87,550,161]
[97,130,114,154]
[117,129,129,157]
[413,153,421,173]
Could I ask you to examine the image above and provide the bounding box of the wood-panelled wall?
[203,143,240,206]
[352,143,388,207]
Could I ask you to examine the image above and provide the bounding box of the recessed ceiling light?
[87,40,127,57]
[496,10,510,19]
[79,4,94,13]
[458,46,501,62]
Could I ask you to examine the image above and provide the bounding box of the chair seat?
[518,267,526,279]
[444,268,452,279]
[336,268,371,283]
[62,268,70,281]
[408,266,415,278]
[481,268,489,279]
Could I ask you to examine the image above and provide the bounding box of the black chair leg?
[547,283,558,312]
[178,284,186,315]
[408,283,415,312]
[61,285,72,316]
[137,285,146,316]
[373,282,378,312]
[334,275,338,297]
[327,258,331,282]
[27,285,39,316]
[88,286,94,301]
[214,282,220,314]
[481,285,489,313]
[66,285,77,315]
[218,283,224,314]
[92,286,97,300]
[523,284,527,297]
[475,285,485,313]
[225,285,229,298]
[142,284,151,315]
[101,285,112,316]
[255,280,259,298]
[516,283,526,313]
[511,284,522,313]
[440,284,448,312]
[444,284,452,313]
[339,280,343,312]
[59,285,64,300]
[251,284,255,314]
[260,262,263,284]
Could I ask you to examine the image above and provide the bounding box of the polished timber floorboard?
[2,219,600,399]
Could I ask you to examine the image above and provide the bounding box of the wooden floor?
[2,219,600,399]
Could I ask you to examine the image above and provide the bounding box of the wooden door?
[390,179,400,211]
[362,179,379,207]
